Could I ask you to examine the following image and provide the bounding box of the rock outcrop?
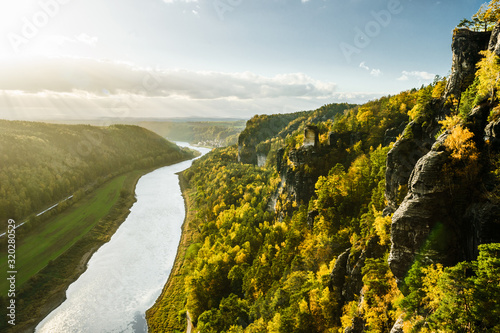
[485,117,500,148]
[444,28,491,101]
[330,237,387,332]
[304,125,319,147]
[384,121,436,215]
[273,125,334,215]
[388,142,453,280]
[387,23,500,282]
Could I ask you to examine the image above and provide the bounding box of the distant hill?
[0,120,195,226]
[137,120,246,147]
[42,118,247,147]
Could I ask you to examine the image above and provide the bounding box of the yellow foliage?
[299,298,309,313]
[443,124,480,190]
[340,300,359,331]
[317,263,331,281]
[373,210,392,245]
[235,249,247,264]
[438,115,461,131]
[473,0,500,30]
[444,125,478,161]
[476,50,500,100]
[408,104,423,121]
[421,264,444,312]
[259,253,267,265]
[432,79,447,99]
[356,106,374,125]
[399,103,408,114]
[360,263,402,333]
[267,313,281,333]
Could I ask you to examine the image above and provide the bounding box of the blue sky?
[0,0,486,120]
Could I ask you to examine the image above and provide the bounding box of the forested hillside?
[237,103,355,166]
[148,5,500,332]
[0,120,194,230]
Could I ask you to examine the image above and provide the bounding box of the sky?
[0,0,487,120]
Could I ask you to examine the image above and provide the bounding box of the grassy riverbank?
[146,173,199,332]
[0,175,128,292]
[0,162,188,333]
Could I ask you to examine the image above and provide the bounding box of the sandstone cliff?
[387,24,500,282]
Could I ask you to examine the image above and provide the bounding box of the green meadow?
[1,174,127,294]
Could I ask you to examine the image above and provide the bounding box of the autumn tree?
[476,50,500,102]
[459,0,500,31]
[474,0,500,31]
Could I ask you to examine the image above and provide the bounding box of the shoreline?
[4,157,192,333]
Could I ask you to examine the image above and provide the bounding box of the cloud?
[75,33,98,47]
[397,70,435,81]
[359,61,369,71]
[0,58,338,100]
[370,69,382,77]
[359,61,382,77]
[45,34,99,48]
[0,57,367,120]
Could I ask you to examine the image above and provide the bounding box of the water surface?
[36,143,210,333]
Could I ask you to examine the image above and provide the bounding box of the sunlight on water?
[36,143,210,333]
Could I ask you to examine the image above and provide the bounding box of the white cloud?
[75,33,99,47]
[45,34,99,48]
[360,61,382,77]
[0,58,338,100]
[359,61,369,71]
[370,69,382,77]
[0,57,362,120]
[397,70,435,81]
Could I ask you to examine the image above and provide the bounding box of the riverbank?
[146,172,199,332]
[0,158,191,333]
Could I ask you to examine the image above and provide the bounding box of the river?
[36,142,211,333]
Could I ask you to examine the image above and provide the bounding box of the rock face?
[389,317,404,333]
[388,146,453,280]
[330,237,387,331]
[444,28,491,101]
[283,146,321,205]
[387,23,500,282]
[257,153,267,167]
[485,118,500,148]
[489,22,500,56]
[237,139,258,165]
[273,144,330,215]
[384,122,436,215]
[273,125,341,215]
[303,125,319,147]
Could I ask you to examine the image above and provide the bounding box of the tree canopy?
[458,0,500,31]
